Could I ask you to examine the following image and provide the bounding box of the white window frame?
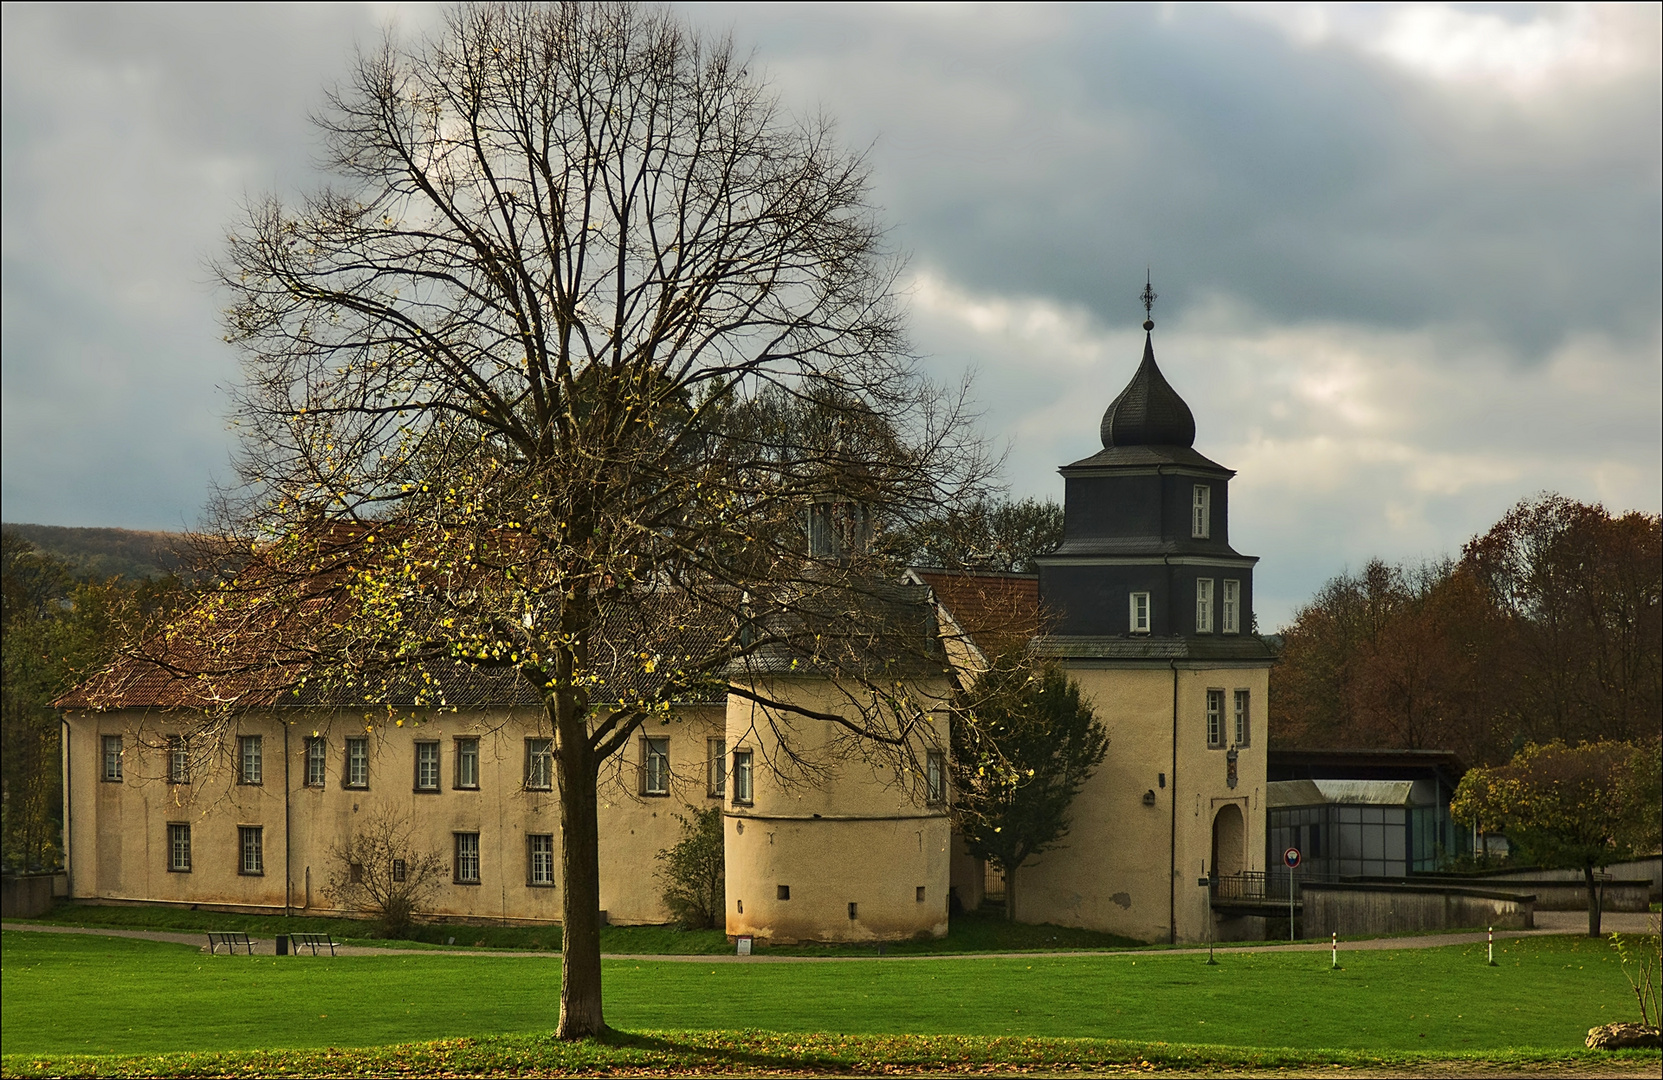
[415,742,441,791]
[455,737,479,789]
[1129,591,1151,634]
[643,736,671,796]
[345,737,369,789]
[454,832,481,884]
[1195,578,1214,634]
[1222,579,1240,635]
[707,738,727,798]
[925,750,946,804]
[101,735,123,782]
[1234,689,1251,747]
[305,736,327,787]
[1192,484,1211,539]
[239,825,264,875]
[238,735,263,786]
[525,738,553,791]
[167,823,191,872]
[167,736,189,785]
[732,749,754,804]
[1206,689,1225,749]
[528,834,555,886]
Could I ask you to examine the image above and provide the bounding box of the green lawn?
[0,928,1645,1062]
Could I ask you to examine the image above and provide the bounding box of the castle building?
[56,309,1272,945]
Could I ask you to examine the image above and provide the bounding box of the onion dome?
[1099,323,1196,449]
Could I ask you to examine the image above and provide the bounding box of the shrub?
[656,806,724,929]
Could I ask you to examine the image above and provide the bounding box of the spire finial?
[1140,270,1157,331]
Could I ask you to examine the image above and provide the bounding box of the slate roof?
[1098,331,1197,450]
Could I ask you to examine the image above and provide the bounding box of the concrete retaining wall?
[1,873,66,918]
[1304,882,1534,936]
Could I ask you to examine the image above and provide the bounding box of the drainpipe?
[61,713,72,897]
[1169,659,1178,945]
[283,721,292,918]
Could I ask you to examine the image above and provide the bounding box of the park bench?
[205,931,256,955]
[287,933,339,956]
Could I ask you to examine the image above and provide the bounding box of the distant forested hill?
[0,524,187,581]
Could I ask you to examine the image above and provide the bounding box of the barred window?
[305,736,327,787]
[455,737,479,789]
[454,832,481,884]
[167,823,191,872]
[642,737,670,796]
[101,735,123,782]
[526,738,553,790]
[528,834,555,886]
[238,736,263,785]
[415,742,440,792]
[346,737,369,789]
[239,826,264,875]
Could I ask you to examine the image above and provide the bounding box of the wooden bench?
[287,933,339,956]
[205,931,256,955]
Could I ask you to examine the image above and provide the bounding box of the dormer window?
[1129,591,1151,634]
[1192,485,1211,539]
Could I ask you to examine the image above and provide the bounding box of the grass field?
[0,928,1646,1060]
[22,902,1141,955]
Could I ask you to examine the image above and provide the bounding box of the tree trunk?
[1584,864,1603,938]
[556,710,605,1039]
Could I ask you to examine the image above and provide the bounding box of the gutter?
[1169,658,1178,945]
[61,713,72,898]
[283,722,292,918]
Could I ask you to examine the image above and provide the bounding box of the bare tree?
[210,2,986,1037]
[324,807,447,939]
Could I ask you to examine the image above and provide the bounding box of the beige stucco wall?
[1012,661,1271,943]
[723,676,952,943]
[63,705,724,925]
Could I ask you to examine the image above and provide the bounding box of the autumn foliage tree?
[206,2,985,1038]
[1451,739,1661,936]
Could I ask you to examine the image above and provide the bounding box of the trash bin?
[276,934,288,956]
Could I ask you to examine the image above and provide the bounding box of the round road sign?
[1283,847,1302,869]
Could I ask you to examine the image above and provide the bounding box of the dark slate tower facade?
[1034,317,1271,662]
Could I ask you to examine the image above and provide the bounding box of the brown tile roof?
[909,568,1042,663]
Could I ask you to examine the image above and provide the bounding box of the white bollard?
[1331,930,1338,969]
[1487,926,1495,966]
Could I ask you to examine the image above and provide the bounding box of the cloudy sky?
[3,2,1659,628]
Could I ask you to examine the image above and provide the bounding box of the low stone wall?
[1438,857,1662,901]
[1414,875,1651,911]
[1,873,66,918]
[1304,882,1534,937]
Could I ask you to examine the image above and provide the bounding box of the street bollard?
[1331,930,1338,970]
[1488,926,1496,966]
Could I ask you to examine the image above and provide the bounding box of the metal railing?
[1211,867,1338,903]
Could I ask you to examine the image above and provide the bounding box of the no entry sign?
[1283,847,1301,870]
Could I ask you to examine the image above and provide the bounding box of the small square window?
[528,834,555,886]
[1206,689,1225,749]
[101,735,123,782]
[732,750,754,804]
[239,826,264,875]
[167,736,189,785]
[238,736,263,785]
[777,884,791,900]
[525,738,553,791]
[642,737,670,796]
[345,737,369,789]
[415,742,441,792]
[455,832,481,884]
[1192,484,1211,539]
[1129,591,1151,634]
[167,823,191,873]
[455,737,479,789]
[847,901,858,920]
[707,738,727,798]
[349,861,364,884]
[305,736,327,787]
[916,885,926,903]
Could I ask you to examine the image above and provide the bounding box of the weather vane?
[1140,270,1157,331]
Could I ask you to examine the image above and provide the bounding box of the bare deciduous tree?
[210,2,987,1037]
[324,807,447,939]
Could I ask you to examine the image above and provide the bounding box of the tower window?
[926,750,946,804]
[1206,689,1225,749]
[1192,485,1211,539]
[732,750,754,804]
[1222,580,1240,634]
[1195,579,1214,634]
[1129,591,1151,634]
[1234,689,1251,747]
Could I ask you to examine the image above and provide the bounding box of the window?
[1195,578,1214,634]
[101,735,123,782]
[349,862,364,884]
[916,885,927,903]
[642,737,670,796]
[847,901,859,920]
[525,738,553,790]
[1222,579,1240,635]
[528,834,555,886]
[1192,484,1211,538]
[707,738,727,798]
[305,737,327,787]
[454,832,481,884]
[415,742,440,792]
[1234,689,1251,747]
[777,884,791,900]
[1206,689,1225,749]
[167,736,189,785]
[1129,591,1151,634]
[925,750,946,804]
[239,826,264,875]
[238,735,263,785]
[732,749,754,804]
[392,859,407,883]
[455,737,479,789]
[167,823,191,872]
[345,737,369,789]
